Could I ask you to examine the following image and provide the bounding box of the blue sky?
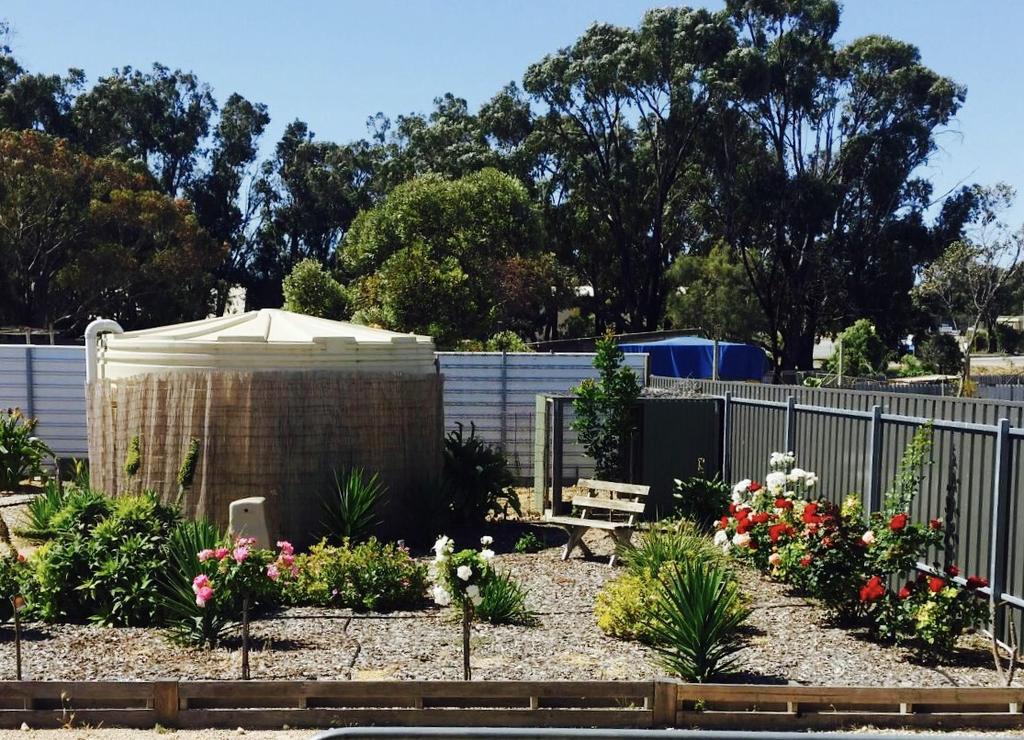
[4,1,1023,223]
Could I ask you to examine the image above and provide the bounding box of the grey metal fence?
[652,375,1024,639]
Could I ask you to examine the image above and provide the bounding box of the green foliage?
[824,320,889,377]
[289,538,427,611]
[648,562,751,683]
[884,423,933,518]
[672,476,731,533]
[571,335,641,481]
[475,570,536,626]
[513,532,543,554]
[323,468,386,544]
[124,435,141,477]
[485,330,531,352]
[995,324,1023,355]
[0,408,53,491]
[442,422,520,526]
[177,437,201,490]
[665,243,765,342]
[0,552,28,623]
[340,169,551,346]
[22,478,68,539]
[282,258,349,319]
[22,490,180,625]
[620,521,728,578]
[595,570,661,643]
[894,353,934,378]
[917,334,964,376]
[160,519,232,648]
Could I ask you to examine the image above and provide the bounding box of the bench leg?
[562,527,593,561]
[608,529,634,567]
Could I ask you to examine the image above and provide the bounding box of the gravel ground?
[0,511,1016,686]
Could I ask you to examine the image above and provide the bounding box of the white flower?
[731,490,744,504]
[431,584,451,606]
[480,549,495,561]
[787,468,807,482]
[433,536,452,558]
[470,594,483,607]
[480,536,493,546]
[732,479,752,495]
[765,471,787,491]
[457,565,473,581]
[427,563,439,580]
[466,584,480,598]
[713,530,729,546]
[805,474,818,488]
[861,530,876,545]
[732,532,752,548]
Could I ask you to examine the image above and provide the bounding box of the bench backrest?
[573,478,650,523]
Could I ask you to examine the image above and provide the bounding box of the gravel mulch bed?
[0,516,1016,687]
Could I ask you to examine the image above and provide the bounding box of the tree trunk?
[462,598,472,681]
[241,595,251,680]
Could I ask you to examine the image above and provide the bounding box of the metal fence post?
[989,417,1012,638]
[721,392,732,483]
[499,351,508,452]
[866,404,883,513]
[24,345,35,419]
[783,394,796,453]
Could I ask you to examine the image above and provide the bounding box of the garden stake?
[12,596,22,680]
[462,598,471,680]
[241,595,250,680]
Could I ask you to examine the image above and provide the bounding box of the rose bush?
[723,433,989,659]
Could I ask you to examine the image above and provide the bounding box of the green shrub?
[595,570,661,643]
[160,519,233,648]
[323,468,386,543]
[282,258,349,319]
[571,335,641,480]
[475,570,536,625]
[823,319,888,377]
[894,353,934,378]
[995,324,1023,355]
[918,334,963,375]
[177,437,201,491]
[21,479,68,539]
[124,435,142,477]
[672,475,730,532]
[24,491,180,626]
[289,538,427,611]
[648,561,750,682]
[513,531,543,553]
[0,552,29,623]
[0,408,53,491]
[442,422,520,525]
[620,521,728,578]
[485,331,531,352]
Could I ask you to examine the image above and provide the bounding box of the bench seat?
[543,478,650,566]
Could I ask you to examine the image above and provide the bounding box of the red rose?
[728,503,737,515]
[898,586,912,600]
[889,513,908,532]
[749,481,762,492]
[947,564,960,577]
[768,523,793,543]
[859,576,886,602]
[929,518,942,530]
[736,507,750,521]
[737,518,753,535]
[719,515,730,529]
[799,554,812,567]
[775,498,793,510]
[802,503,819,524]
[966,575,989,590]
[752,512,771,525]
[928,576,945,593]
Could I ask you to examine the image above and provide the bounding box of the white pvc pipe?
[84,318,124,385]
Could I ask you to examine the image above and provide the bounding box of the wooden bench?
[544,478,650,566]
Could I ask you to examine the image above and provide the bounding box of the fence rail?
[654,376,1024,640]
[0,680,1021,731]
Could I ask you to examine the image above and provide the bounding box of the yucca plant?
[21,478,68,539]
[159,519,233,648]
[475,570,537,626]
[323,468,386,543]
[648,561,750,683]
[620,521,729,578]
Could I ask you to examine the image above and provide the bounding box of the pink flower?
[279,553,295,568]
[266,563,280,581]
[276,540,294,556]
[192,574,211,590]
[197,549,215,562]
[233,546,249,563]
[213,547,230,560]
[768,552,782,567]
[194,586,214,608]
[290,565,299,577]
[236,536,257,548]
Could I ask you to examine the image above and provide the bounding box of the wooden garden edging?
[0,679,1022,731]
